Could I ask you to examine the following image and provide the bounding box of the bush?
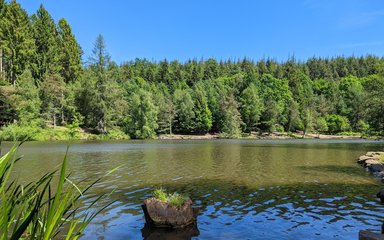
[0,123,43,141]
[325,114,351,134]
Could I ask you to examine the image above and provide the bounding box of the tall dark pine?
[0,0,35,85]
[57,18,82,83]
[31,4,60,81]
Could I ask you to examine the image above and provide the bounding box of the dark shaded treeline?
[1,1,384,139]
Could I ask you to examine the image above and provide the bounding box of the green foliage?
[0,1,35,85]
[2,0,384,139]
[124,89,158,139]
[31,4,61,80]
[0,145,112,239]
[153,188,168,202]
[314,117,328,135]
[104,128,129,140]
[325,114,351,134]
[153,84,175,134]
[192,83,212,133]
[219,95,242,138]
[357,120,369,135]
[362,75,384,133]
[173,89,195,133]
[13,70,41,124]
[40,73,66,127]
[239,83,263,132]
[66,115,82,139]
[152,188,187,207]
[57,18,82,83]
[0,123,43,141]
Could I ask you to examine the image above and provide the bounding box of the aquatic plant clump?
[152,188,188,207]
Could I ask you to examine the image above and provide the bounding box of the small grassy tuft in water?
[153,188,169,202]
[152,188,187,207]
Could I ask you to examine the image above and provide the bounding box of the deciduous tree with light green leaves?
[219,94,243,138]
[124,89,158,139]
[173,88,195,133]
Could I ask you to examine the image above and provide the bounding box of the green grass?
[379,154,384,164]
[0,123,130,141]
[152,188,187,207]
[0,143,114,239]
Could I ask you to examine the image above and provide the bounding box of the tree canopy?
[1,1,384,139]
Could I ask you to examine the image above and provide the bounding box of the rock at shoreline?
[357,152,384,182]
[359,230,384,240]
[377,189,384,204]
[142,198,198,228]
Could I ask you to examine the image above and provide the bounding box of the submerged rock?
[357,152,384,182]
[142,198,198,228]
[377,189,384,204]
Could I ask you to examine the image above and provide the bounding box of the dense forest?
[1,1,384,140]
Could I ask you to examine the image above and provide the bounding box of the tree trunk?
[53,113,56,128]
[0,48,3,80]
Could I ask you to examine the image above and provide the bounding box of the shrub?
[0,123,43,141]
[325,114,351,134]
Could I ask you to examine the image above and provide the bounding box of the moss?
[152,188,187,207]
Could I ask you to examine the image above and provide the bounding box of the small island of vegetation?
[0,1,384,141]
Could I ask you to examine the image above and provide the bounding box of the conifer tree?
[31,4,60,81]
[0,0,35,85]
[57,18,82,83]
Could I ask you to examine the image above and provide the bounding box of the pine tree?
[57,18,82,83]
[31,4,60,81]
[239,83,264,132]
[192,84,212,133]
[0,0,35,85]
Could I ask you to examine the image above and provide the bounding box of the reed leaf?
[0,143,114,240]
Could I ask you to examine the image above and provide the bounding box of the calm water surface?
[3,139,384,239]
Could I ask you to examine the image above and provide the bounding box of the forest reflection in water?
[5,139,384,239]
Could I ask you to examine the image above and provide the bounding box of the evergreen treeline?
[1,1,384,139]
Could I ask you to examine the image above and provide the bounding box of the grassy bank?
[0,124,130,141]
[0,124,379,142]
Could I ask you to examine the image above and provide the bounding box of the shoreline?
[158,132,367,140]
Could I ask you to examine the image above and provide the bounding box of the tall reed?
[0,144,113,239]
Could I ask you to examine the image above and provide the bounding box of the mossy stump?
[142,197,198,228]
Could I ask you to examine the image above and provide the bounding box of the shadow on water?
[141,224,199,240]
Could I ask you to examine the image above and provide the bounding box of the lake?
[3,139,384,239]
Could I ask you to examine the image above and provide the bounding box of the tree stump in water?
[142,198,198,228]
[359,230,384,240]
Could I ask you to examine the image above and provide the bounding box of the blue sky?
[17,0,384,64]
